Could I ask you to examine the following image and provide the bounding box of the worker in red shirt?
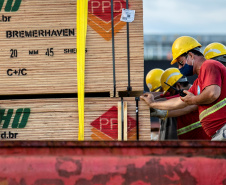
[141,36,226,141]
[150,67,210,140]
[145,68,171,140]
[145,68,177,140]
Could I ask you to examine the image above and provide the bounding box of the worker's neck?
[195,57,206,75]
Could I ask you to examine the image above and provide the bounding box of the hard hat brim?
[171,59,177,65]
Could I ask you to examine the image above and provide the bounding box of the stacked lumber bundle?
[0,0,143,96]
[0,0,150,141]
[0,97,150,141]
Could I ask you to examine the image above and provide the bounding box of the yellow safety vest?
[199,98,226,121]
[177,121,202,135]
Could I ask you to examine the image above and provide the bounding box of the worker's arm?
[181,85,221,105]
[150,105,198,119]
[167,105,198,117]
[143,91,163,99]
[140,92,187,110]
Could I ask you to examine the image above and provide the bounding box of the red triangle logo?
[88,0,128,41]
[91,106,136,140]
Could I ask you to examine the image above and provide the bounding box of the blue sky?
[143,0,226,35]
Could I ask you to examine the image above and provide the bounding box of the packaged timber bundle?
[0,0,143,96]
[0,97,150,141]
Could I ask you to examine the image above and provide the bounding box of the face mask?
[179,56,194,76]
[179,63,193,76]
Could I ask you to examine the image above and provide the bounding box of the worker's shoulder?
[202,59,224,69]
[203,59,222,66]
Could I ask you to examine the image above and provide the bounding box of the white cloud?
[143,0,226,34]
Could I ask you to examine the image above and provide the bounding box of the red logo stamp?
[91,106,137,140]
[88,0,128,41]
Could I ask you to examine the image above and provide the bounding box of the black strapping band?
[126,0,132,95]
[111,0,116,97]
[135,97,140,140]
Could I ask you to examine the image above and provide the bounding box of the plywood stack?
[0,0,143,95]
[0,97,150,141]
[0,0,151,141]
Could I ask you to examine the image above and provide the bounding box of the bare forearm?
[192,85,221,105]
[181,85,221,105]
[150,97,187,110]
[167,105,198,117]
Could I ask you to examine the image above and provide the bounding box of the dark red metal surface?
[0,141,226,185]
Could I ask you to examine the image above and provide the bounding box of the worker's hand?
[140,92,155,107]
[150,108,168,120]
[180,90,196,105]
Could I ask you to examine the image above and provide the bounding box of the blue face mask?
[179,63,193,76]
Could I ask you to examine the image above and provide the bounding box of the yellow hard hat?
[171,36,202,65]
[203,42,226,60]
[160,68,183,94]
[146,68,164,92]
